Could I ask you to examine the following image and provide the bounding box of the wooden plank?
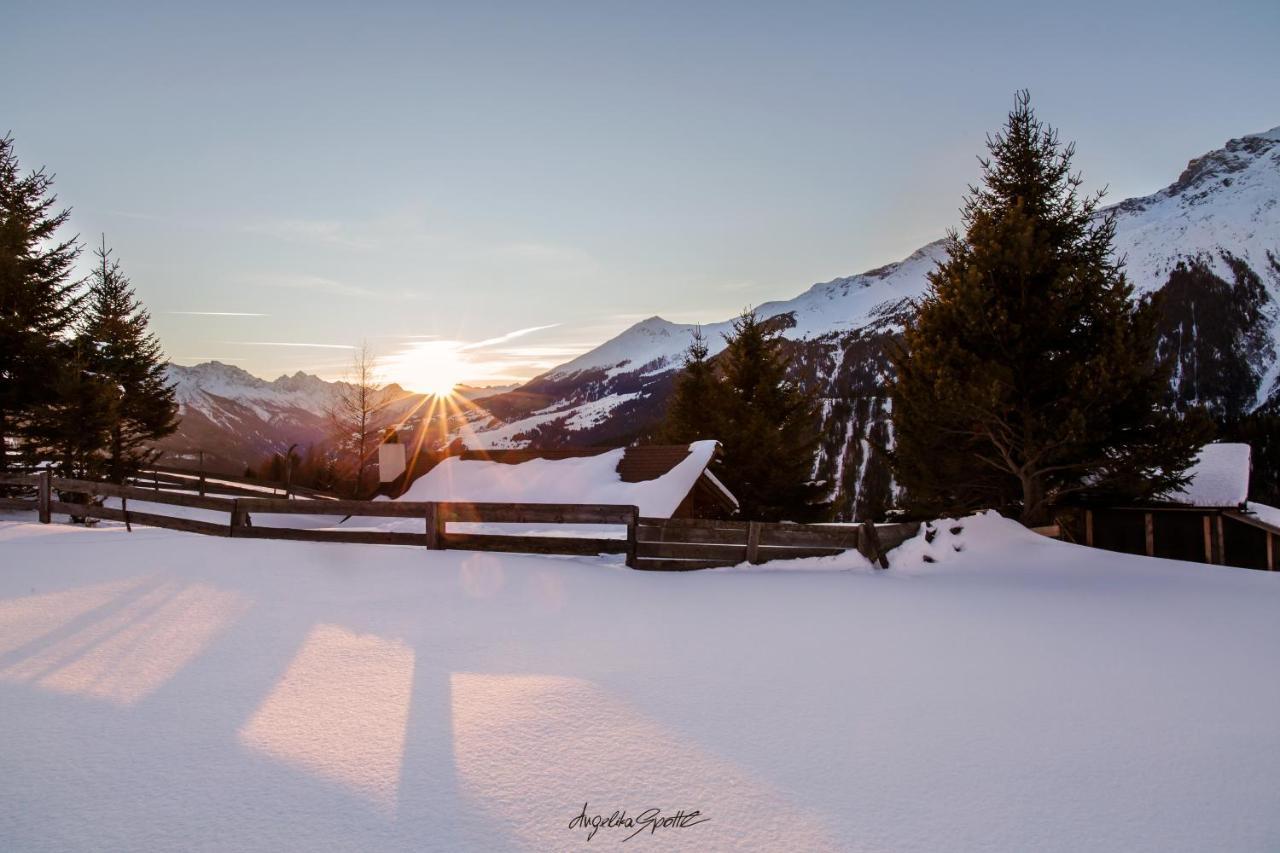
[1085,509,1094,547]
[873,522,921,552]
[1203,515,1214,564]
[1216,515,1225,565]
[50,501,230,537]
[758,525,860,548]
[1268,532,1274,571]
[757,545,847,560]
[0,472,38,486]
[631,557,729,571]
[145,466,338,499]
[636,541,748,561]
[636,524,749,545]
[440,502,637,525]
[1223,509,1280,537]
[745,521,762,564]
[49,478,237,512]
[0,497,36,510]
[1144,512,1154,557]
[442,532,627,555]
[233,527,427,546]
[638,516,750,531]
[235,497,432,517]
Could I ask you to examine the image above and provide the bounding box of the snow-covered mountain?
[160,126,1279,507]
[461,125,1280,517]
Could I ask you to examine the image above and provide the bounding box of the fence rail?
[4,472,920,569]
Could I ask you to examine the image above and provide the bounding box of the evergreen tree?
[715,310,822,521]
[656,326,723,443]
[82,238,179,482]
[27,342,116,480]
[889,92,1210,525]
[0,133,83,471]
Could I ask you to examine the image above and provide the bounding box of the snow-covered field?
[1,512,1278,851]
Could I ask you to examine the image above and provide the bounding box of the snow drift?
[2,511,1279,851]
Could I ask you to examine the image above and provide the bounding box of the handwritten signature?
[569,802,710,842]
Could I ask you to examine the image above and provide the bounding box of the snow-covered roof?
[1165,443,1251,508]
[398,440,722,518]
[1244,501,1280,531]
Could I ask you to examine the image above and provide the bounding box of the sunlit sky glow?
[3,1,1277,392]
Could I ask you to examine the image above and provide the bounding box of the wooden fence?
[0,471,919,569]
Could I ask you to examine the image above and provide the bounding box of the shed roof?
[1164,443,1251,508]
[400,441,732,518]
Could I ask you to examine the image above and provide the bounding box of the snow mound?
[398,440,718,519]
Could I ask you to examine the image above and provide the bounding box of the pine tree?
[82,238,179,483]
[715,310,822,521]
[0,133,84,472]
[656,326,723,443]
[28,342,117,480]
[889,92,1210,525]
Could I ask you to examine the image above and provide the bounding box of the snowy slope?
[2,512,1280,851]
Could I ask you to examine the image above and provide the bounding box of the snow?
[1245,500,1280,530]
[2,511,1280,851]
[1166,442,1252,507]
[398,440,719,519]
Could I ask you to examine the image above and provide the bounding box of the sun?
[385,342,465,397]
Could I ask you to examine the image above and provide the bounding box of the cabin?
[395,440,739,520]
[1071,443,1280,571]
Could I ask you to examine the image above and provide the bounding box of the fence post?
[860,520,888,569]
[625,506,639,568]
[425,502,442,550]
[37,470,51,524]
[746,521,762,564]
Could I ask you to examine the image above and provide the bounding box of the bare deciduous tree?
[329,341,387,497]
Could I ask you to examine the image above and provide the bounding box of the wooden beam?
[1144,512,1154,557]
[424,503,442,550]
[1216,514,1226,565]
[49,501,229,537]
[1267,532,1274,571]
[1085,509,1094,547]
[637,541,748,561]
[745,521,762,564]
[625,506,638,569]
[441,532,626,556]
[630,557,730,571]
[37,470,50,524]
[1203,515,1214,564]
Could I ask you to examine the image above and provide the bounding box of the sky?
[3,0,1278,392]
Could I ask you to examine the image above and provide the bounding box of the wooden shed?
[1072,443,1279,571]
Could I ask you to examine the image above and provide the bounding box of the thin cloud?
[168,311,269,317]
[242,218,375,250]
[247,273,375,298]
[461,324,560,351]
[222,341,356,350]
